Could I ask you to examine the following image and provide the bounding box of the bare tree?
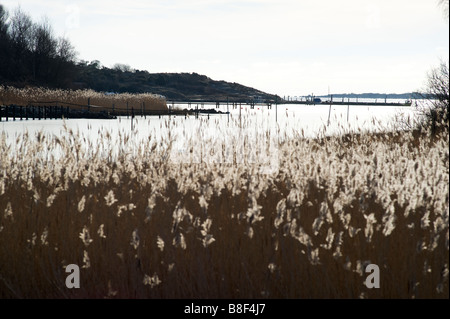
[57,36,77,63]
[400,2,449,133]
[419,60,449,132]
[8,6,34,54]
[54,36,77,87]
[418,1,450,131]
[32,17,57,81]
[7,6,34,80]
[33,18,56,58]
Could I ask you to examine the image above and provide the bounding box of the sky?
[1,0,449,96]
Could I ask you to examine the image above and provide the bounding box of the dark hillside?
[72,62,279,102]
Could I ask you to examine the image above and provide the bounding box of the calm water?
[1,101,420,161]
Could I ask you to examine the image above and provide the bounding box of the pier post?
[13,105,16,121]
[5,105,8,121]
[347,104,350,122]
[20,105,23,120]
[327,103,332,126]
[275,97,278,122]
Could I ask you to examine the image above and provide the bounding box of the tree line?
[0,5,77,88]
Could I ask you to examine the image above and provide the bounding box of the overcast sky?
[2,0,449,96]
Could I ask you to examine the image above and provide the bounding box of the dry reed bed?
[0,86,167,111]
[0,122,448,298]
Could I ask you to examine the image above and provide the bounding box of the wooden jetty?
[0,103,115,122]
[0,100,233,122]
[169,100,275,110]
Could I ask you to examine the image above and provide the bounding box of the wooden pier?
[282,99,412,107]
[169,100,275,110]
[0,100,232,122]
[0,103,115,122]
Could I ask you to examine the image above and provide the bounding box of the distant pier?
[282,100,412,107]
